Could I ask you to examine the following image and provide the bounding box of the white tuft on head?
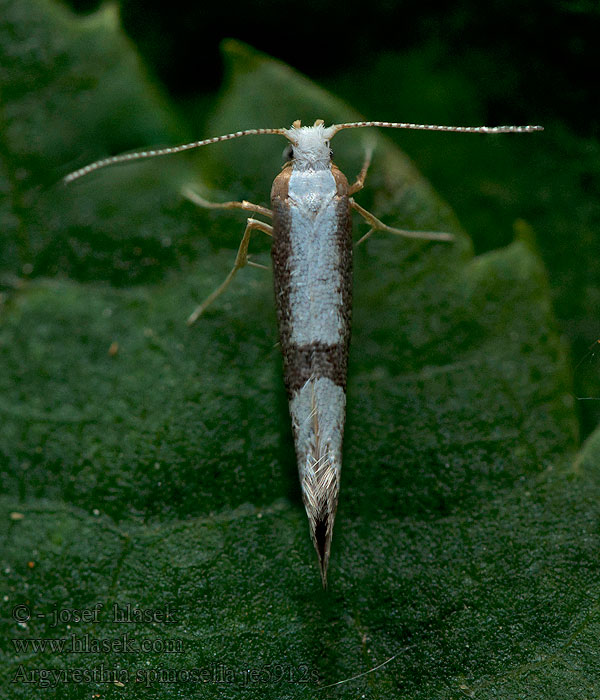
[284,122,336,170]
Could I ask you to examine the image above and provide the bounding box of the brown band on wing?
[284,342,349,394]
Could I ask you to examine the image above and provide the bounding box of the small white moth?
[66,117,543,585]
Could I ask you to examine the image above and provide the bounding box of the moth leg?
[187,218,273,325]
[348,146,374,195]
[351,199,454,246]
[182,186,272,218]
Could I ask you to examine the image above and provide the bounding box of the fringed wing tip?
[311,512,334,588]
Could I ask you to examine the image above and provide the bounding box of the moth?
[66,118,542,584]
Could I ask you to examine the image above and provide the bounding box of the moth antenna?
[63,127,287,184]
[330,121,544,137]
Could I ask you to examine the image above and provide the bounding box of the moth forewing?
[65,117,543,585]
[271,149,353,585]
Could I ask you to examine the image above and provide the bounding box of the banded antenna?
[64,120,543,184]
[330,121,543,135]
[63,128,287,184]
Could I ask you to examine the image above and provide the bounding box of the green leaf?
[324,48,600,440]
[0,0,195,285]
[1,4,598,698]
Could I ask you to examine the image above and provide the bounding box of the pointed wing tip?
[320,564,329,589]
[299,456,341,586]
[313,512,333,588]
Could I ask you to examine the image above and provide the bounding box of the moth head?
[283,119,335,169]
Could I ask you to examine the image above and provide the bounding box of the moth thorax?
[285,124,335,169]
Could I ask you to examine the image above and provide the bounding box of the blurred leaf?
[1,5,598,698]
[325,48,600,438]
[0,0,196,285]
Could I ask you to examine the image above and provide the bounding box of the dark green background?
[17,0,600,435]
[1,0,599,697]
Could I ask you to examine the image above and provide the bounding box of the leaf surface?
[1,6,598,698]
